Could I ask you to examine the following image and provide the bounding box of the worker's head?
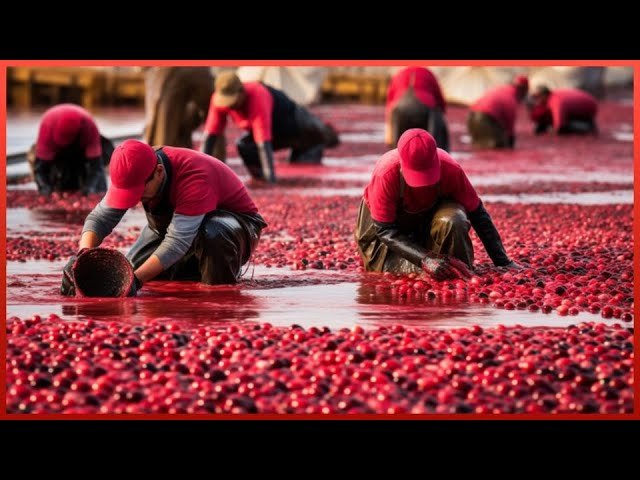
[397,129,440,188]
[214,71,246,109]
[528,84,552,109]
[53,113,83,147]
[513,75,529,102]
[104,139,164,209]
[534,84,551,99]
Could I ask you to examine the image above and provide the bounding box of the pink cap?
[104,140,158,209]
[53,114,83,147]
[514,75,529,91]
[397,129,440,187]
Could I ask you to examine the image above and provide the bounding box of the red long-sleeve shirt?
[204,82,273,143]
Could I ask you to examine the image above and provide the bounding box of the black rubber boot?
[289,144,324,164]
[237,134,276,181]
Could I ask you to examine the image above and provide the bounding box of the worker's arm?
[79,231,101,250]
[375,220,427,266]
[33,158,53,195]
[202,95,227,158]
[374,220,470,280]
[367,173,429,267]
[467,201,515,267]
[256,142,276,183]
[80,199,128,248]
[201,134,227,161]
[132,255,164,285]
[134,213,205,284]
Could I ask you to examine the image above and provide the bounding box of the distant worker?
[467,75,529,149]
[355,129,519,280]
[143,67,215,148]
[201,71,339,183]
[30,104,113,195]
[528,85,598,135]
[385,66,450,151]
[61,140,267,296]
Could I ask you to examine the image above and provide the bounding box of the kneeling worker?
[61,140,267,296]
[201,71,339,183]
[385,66,450,151]
[30,103,113,195]
[355,129,519,280]
[528,85,598,135]
[467,75,529,149]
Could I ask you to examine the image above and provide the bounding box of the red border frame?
[1,60,637,420]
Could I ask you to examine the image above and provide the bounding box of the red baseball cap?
[397,129,440,187]
[53,112,83,147]
[104,140,158,209]
[514,75,529,91]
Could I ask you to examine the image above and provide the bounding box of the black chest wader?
[130,148,267,284]
[355,175,475,274]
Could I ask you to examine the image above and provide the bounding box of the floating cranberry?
[601,306,614,319]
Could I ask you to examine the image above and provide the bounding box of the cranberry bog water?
[5,100,634,414]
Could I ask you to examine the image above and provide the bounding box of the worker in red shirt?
[385,66,450,151]
[467,75,529,149]
[201,71,339,183]
[143,67,215,148]
[61,140,267,296]
[30,104,114,195]
[355,129,519,279]
[528,85,598,135]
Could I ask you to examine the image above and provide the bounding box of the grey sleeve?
[153,213,205,269]
[81,198,127,241]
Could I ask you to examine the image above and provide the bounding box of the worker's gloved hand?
[60,248,88,296]
[257,142,276,183]
[34,159,53,195]
[127,275,143,297]
[448,256,474,279]
[421,252,473,281]
[201,134,217,157]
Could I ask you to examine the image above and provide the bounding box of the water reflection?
[62,299,139,318]
[6,272,619,331]
[354,279,491,327]
[61,281,264,325]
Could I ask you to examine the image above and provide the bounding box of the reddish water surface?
[7,261,625,331]
[6,101,634,329]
